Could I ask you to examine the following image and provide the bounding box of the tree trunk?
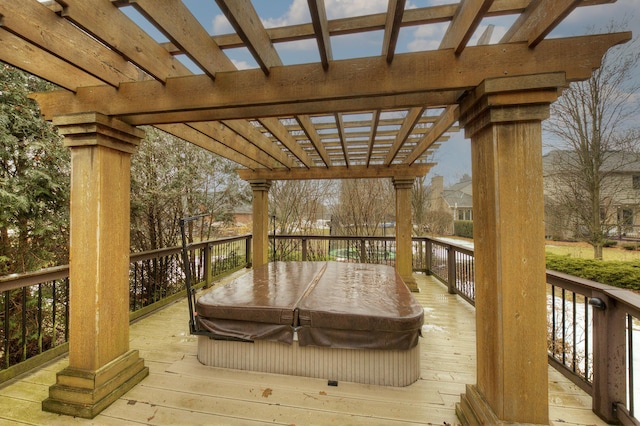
[593,243,604,260]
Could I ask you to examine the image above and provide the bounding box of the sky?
[124,0,640,187]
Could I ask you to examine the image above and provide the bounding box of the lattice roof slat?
[0,0,629,180]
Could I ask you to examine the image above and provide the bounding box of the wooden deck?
[0,272,606,425]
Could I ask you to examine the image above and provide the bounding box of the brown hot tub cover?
[296,262,424,350]
[196,261,326,344]
[195,261,423,350]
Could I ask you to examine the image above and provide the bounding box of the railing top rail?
[0,265,69,292]
[0,235,252,289]
[273,234,397,241]
[546,269,640,318]
[130,234,251,263]
[427,237,475,256]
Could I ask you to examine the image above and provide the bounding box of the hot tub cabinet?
[196,261,424,386]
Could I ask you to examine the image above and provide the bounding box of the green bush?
[602,239,617,248]
[454,220,473,238]
[546,252,640,291]
[622,242,640,251]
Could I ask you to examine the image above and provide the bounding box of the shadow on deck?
[0,272,606,425]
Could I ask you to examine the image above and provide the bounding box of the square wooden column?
[456,75,564,425]
[392,177,418,292]
[42,113,148,418]
[249,179,272,268]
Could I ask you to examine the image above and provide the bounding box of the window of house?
[457,209,472,221]
[633,175,640,190]
[620,209,634,226]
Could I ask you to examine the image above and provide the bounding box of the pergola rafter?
[4,0,620,179]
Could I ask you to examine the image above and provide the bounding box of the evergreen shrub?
[546,252,640,291]
[454,220,473,238]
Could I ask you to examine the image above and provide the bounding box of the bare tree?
[269,180,334,235]
[331,179,394,236]
[544,22,640,259]
[130,127,248,251]
[412,176,430,235]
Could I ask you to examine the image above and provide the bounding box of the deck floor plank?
[0,272,609,425]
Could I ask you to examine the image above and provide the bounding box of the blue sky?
[125,0,640,186]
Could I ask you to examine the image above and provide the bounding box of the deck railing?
[270,234,432,272]
[422,236,640,425]
[1,232,638,423]
[271,235,397,266]
[0,234,251,383]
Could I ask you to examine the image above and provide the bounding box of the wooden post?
[591,292,626,422]
[42,113,148,419]
[249,179,271,268]
[456,74,565,425]
[447,245,456,295]
[392,177,418,292]
[204,244,212,287]
[245,235,253,268]
[301,238,308,261]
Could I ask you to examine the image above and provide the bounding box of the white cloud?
[259,0,388,25]
[407,22,447,52]
[262,0,310,28]
[231,59,254,70]
[212,14,233,35]
[324,0,387,19]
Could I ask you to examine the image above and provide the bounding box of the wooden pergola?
[0,0,630,424]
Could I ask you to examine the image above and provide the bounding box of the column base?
[42,350,149,419]
[403,276,420,292]
[456,384,547,426]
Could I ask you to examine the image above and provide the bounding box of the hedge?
[454,220,473,239]
[546,252,640,291]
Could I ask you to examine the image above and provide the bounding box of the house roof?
[0,1,629,181]
[442,189,473,209]
[543,150,640,175]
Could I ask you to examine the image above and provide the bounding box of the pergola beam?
[382,0,406,63]
[0,0,141,86]
[258,117,315,168]
[384,107,424,166]
[222,119,295,169]
[297,115,331,167]
[31,33,631,123]
[501,0,582,47]
[440,0,493,54]
[366,110,380,167]
[308,0,332,70]
[58,0,188,82]
[237,164,433,181]
[156,123,264,170]
[158,0,613,54]
[334,113,349,166]
[187,121,283,169]
[0,28,103,91]
[404,105,460,165]
[215,0,282,74]
[119,0,236,78]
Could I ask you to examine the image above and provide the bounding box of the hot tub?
[195,261,423,386]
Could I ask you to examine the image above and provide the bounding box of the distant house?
[543,150,640,239]
[232,203,253,227]
[429,175,473,234]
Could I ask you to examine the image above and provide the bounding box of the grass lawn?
[545,240,640,261]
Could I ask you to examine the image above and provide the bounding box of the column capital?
[392,176,415,190]
[53,112,144,154]
[459,72,566,138]
[248,179,272,192]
